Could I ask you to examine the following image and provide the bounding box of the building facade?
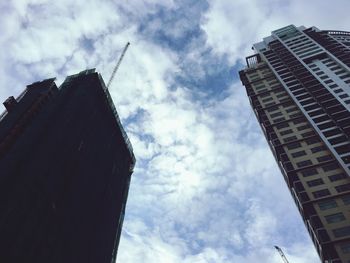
[0,69,135,263]
[239,25,350,263]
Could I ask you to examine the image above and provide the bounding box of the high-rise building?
[0,69,135,263]
[239,25,350,263]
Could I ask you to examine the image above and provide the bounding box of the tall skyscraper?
[0,69,135,263]
[239,25,350,263]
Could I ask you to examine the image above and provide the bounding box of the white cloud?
[2,0,346,262]
[201,0,350,63]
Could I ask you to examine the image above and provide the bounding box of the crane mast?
[106,42,130,89]
[274,246,290,263]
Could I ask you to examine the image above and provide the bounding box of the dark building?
[0,69,135,263]
[239,25,350,262]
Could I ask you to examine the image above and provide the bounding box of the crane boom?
[274,246,290,263]
[106,42,130,89]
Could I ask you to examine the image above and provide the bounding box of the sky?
[1,0,350,262]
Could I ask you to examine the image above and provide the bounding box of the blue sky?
[1,0,350,262]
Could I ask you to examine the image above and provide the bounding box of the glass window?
[293,118,305,125]
[311,145,327,153]
[286,107,298,113]
[307,178,324,187]
[301,131,314,138]
[318,199,337,210]
[322,163,339,172]
[329,173,347,182]
[317,155,333,162]
[334,89,343,94]
[336,183,350,193]
[292,150,307,158]
[340,94,349,99]
[262,97,274,103]
[341,243,350,254]
[276,122,289,129]
[267,106,279,112]
[284,136,297,143]
[333,226,350,238]
[297,160,312,168]
[297,125,310,131]
[342,195,350,205]
[287,142,301,150]
[306,137,321,145]
[325,212,346,224]
[280,129,293,136]
[313,189,331,198]
[273,117,286,123]
[301,168,318,177]
[270,112,283,118]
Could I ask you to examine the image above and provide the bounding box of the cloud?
[2,0,346,262]
[201,0,350,63]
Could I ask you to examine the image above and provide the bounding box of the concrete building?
[0,69,135,263]
[239,25,350,263]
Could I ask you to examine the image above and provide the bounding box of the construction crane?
[106,42,130,89]
[274,246,290,263]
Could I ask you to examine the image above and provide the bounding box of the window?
[322,163,339,172]
[280,129,293,136]
[254,84,265,90]
[339,74,349,81]
[287,142,301,150]
[329,173,347,182]
[284,136,297,143]
[318,199,337,210]
[262,97,274,103]
[313,189,331,198]
[311,145,327,153]
[267,106,279,112]
[293,118,305,125]
[333,226,350,238]
[301,168,318,177]
[317,155,333,162]
[341,243,350,254]
[325,212,346,224]
[270,112,283,118]
[297,160,312,168]
[292,150,307,158]
[335,69,346,74]
[342,195,350,205]
[290,112,302,118]
[276,122,289,129]
[273,117,286,123]
[307,178,324,187]
[301,131,314,138]
[340,94,349,99]
[286,107,298,113]
[306,137,321,145]
[335,183,350,193]
[260,93,270,98]
[276,93,287,98]
[297,125,310,131]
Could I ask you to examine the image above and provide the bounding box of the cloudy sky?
[1,0,350,262]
